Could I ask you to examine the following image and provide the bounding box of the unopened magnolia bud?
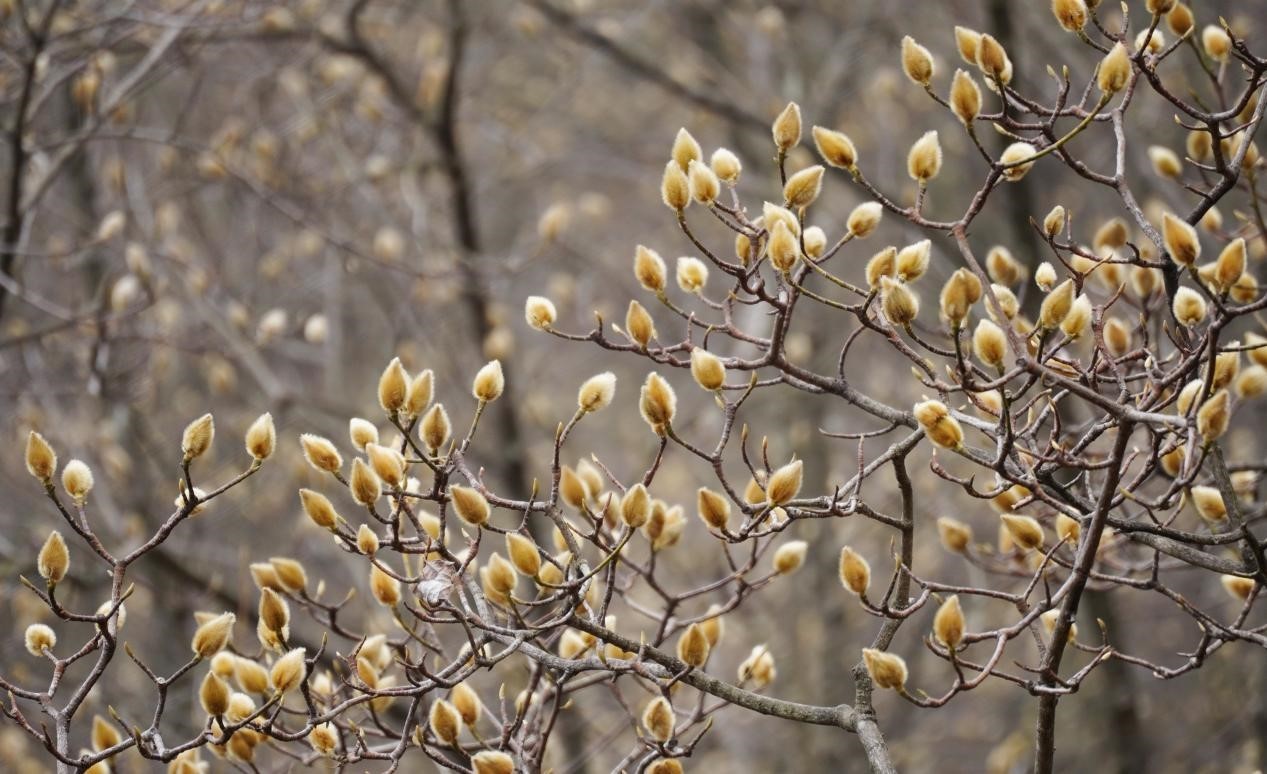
[1146,0,1175,13]
[1162,213,1200,267]
[244,413,275,461]
[625,300,656,348]
[507,533,541,577]
[690,348,726,392]
[765,459,803,505]
[1043,206,1066,238]
[1000,514,1044,551]
[954,26,981,64]
[635,245,667,293]
[38,531,69,585]
[1098,42,1131,93]
[525,295,557,330]
[700,606,725,647]
[234,657,269,694]
[270,648,307,694]
[349,458,382,506]
[621,483,651,528]
[200,672,231,717]
[973,319,1008,368]
[768,220,800,273]
[62,460,94,504]
[1148,145,1182,178]
[349,418,379,452]
[881,276,919,325]
[300,434,342,473]
[950,69,982,124]
[1237,365,1267,399]
[1202,25,1231,61]
[578,372,617,413]
[1212,350,1239,389]
[688,159,720,205]
[269,557,307,593]
[901,36,935,85]
[259,588,290,638]
[472,360,505,403]
[1214,238,1247,293]
[847,201,882,238]
[676,623,710,667]
[309,722,339,757]
[772,101,801,152]
[1197,389,1230,444]
[695,488,732,532]
[642,696,676,742]
[813,126,857,170]
[486,552,518,595]
[640,373,677,433]
[25,623,56,656]
[1040,609,1076,641]
[1190,485,1228,523]
[976,34,1010,80]
[1061,294,1092,339]
[1053,513,1081,544]
[839,546,871,595]
[370,564,401,606]
[866,247,897,288]
[986,246,1023,287]
[1034,262,1058,292]
[1167,3,1193,35]
[451,682,482,726]
[907,130,942,182]
[933,595,965,649]
[1131,266,1159,299]
[784,165,824,209]
[559,465,588,510]
[357,524,380,555]
[1051,0,1088,31]
[450,485,491,526]
[1040,279,1075,328]
[676,256,709,293]
[1221,574,1256,601]
[1172,287,1207,327]
[403,369,434,419]
[25,431,57,482]
[182,413,215,461]
[773,540,808,574]
[420,404,452,452]
[938,517,972,552]
[1000,142,1037,181]
[710,148,742,184]
[378,358,408,414]
[299,489,340,530]
[661,161,690,212]
[1103,316,1131,357]
[671,128,701,171]
[940,269,981,327]
[896,240,931,282]
[192,613,235,658]
[862,648,908,691]
[913,399,964,450]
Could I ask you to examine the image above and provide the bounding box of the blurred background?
[1,1,1265,771]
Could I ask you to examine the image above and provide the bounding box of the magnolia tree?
[5,1,1267,772]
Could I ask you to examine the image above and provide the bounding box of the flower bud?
[933,595,965,649]
[783,165,824,209]
[349,458,382,506]
[61,459,94,505]
[525,295,557,330]
[999,142,1037,181]
[200,672,231,717]
[676,256,708,293]
[1221,574,1256,601]
[901,36,935,85]
[472,360,505,403]
[937,517,972,552]
[451,485,491,526]
[661,161,690,212]
[1172,286,1207,327]
[813,126,857,170]
[676,623,710,667]
[269,648,307,694]
[1061,294,1092,339]
[378,358,408,414]
[1043,206,1066,238]
[768,220,800,273]
[25,431,57,482]
[269,557,307,593]
[1148,145,1182,178]
[954,26,981,64]
[688,159,720,205]
[507,533,542,577]
[451,682,482,726]
[913,399,964,450]
[182,413,215,461]
[896,240,931,282]
[259,587,290,637]
[1040,279,1075,328]
[772,101,801,152]
[690,348,727,392]
[300,433,342,473]
[973,319,1008,368]
[38,531,70,585]
[1202,24,1231,61]
[866,247,897,288]
[578,372,617,413]
[1040,609,1076,641]
[310,722,339,757]
[847,201,882,237]
[640,373,677,433]
[1000,514,1044,551]
[24,623,56,656]
[420,404,451,452]
[1167,3,1193,35]
[881,277,919,325]
[950,69,982,124]
[1162,212,1200,267]
[1197,389,1230,444]
[1236,365,1267,399]
[1214,238,1247,293]
[710,148,742,184]
[671,128,701,171]
[370,564,401,606]
[642,696,676,742]
[635,245,667,293]
[1055,513,1082,544]
[192,613,235,658]
[1098,42,1131,93]
[485,552,518,595]
[773,540,808,574]
[839,546,871,595]
[976,34,1010,81]
[986,246,1023,287]
[1051,0,1088,31]
[244,413,275,461]
[299,488,340,530]
[695,487,731,531]
[621,483,651,528]
[803,226,827,259]
[907,130,942,182]
[940,268,981,327]
[862,648,908,691]
[765,459,803,506]
[1190,485,1228,523]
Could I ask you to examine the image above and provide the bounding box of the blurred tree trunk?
[1079,590,1146,774]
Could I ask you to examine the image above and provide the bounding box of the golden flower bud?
[1202,24,1231,61]
[244,413,275,461]
[1000,514,1045,551]
[1061,294,1092,339]
[1051,0,1088,31]
[234,656,269,694]
[676,623,710,667]
[370,564,401,606]
[896,239,931,282]
[1043,206,1066,238]
[986,246,1023,287]
[676,256,709,293]
[378,358,408,414]
[309,722,339,757]
[1102,316,1131,357]
[839,546,871,595]
[1214,238,1247,293]
[472,360,505,402]
[1190,485,1228,523]
[578,372,617,413]
[640,373,677,433]
[621,483,651,528]
[269,557,307,593]
[451,485,491,526]
[999,142,1037,181]
[765,459,803,506]
[626,299,656,348]
[1221,574,1256,601]
[1162,212,1200,267]
[451,682,482,726]
[688,159,720,205]
[803,226,827,259]
[700,605,725,647]
[773,540,808,574]
[259,587,290,636]
[300,433,342,473]
[181,413,215,461]
[420,403,451,452]
[907,130,942,182]
[200,672,231,717]
[939,268,981,327]
[559,465,589,510]
[366,443,406,489]
[507,532,542,577]
[1167,3,1193,35]
[690,348,726,392]
[1098,42,1131,93]
[880,276,919,325]
[1039,278,1075,328]
[270,648,307,694]
[813,126,857,170]
[61,459,94,504]
[738,644,777,688]
[710,148,742,184]
[846,202,882,239]
[671,128,701,171]
[954,26,981,64]
[937,517,973,552]
[933,595,965,649]
[25,623,56,656]
[973,319,1008,369]
[866,246,897,288]
[768,220,801,273]
[485,552,518,595]
[1055,513,1082,544]
[950,69,982,124]
[38,530,69,584]
[772,101,802,152]
[349,458,382,506]
[642,696,676,743]
[784,165,824,209]
[192,612,235,658]
[1148,145,1182,178]
[25,430,57,482]
[1040,609,1076,641]
[901,36,935,85]
[1172,286,1207,327]
[525,295,557,330]
[862,648,908,691]
[696,487,731,531]
[299,488,340,530]
[976,34,1010,80]
[635,245,668,292]
[661,161,690,212]
[1236,365,1267,399]
[913,399,964,450]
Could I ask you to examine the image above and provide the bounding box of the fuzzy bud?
[621,484,651,528]
[1202,25,1231,61]
[1098,43,1131,93]
[950,69,982,124]
[813,126,857,170]
[450,485,491,526]
[642,696,676,742]
[676,623,710,667]
[676,256,709,293]
[38,531,69,585]
[773,540,808,574]
[1040,279,1075,329]
[937,517,972,552]
[192,613,235,658]
[378,358,408,414]
[901,36,935,85]
[1172,287,1207,327]
[661,161,690,212]
[933,595,965,649]
[847,201,882,237]
[370,564,401,607]
[784,165,824,209]
[525,295,557,330]
[640,373,677,433]
[1000,514,1044,551]
[244,413,275,461]
[839,546,871,595]
[1162,213,1200,267]
[25,431,57,483]
[765,459,803,506]
[1000,142,1037,181]
[1196,389,1230,444]
[772,102,802,152]
[270,648,307,694]
[862,648,908,691]
[635,245,668,293]
[880,276,919,325]
[913,399,964,450]
[1051,0,1088,31]
[710,148,742,184]
[768,220,801,273]
[182,413,215,461]
[907,130,942,182]
[24,623,56,656]
[578,372,617,413]
[688,159,720,205]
